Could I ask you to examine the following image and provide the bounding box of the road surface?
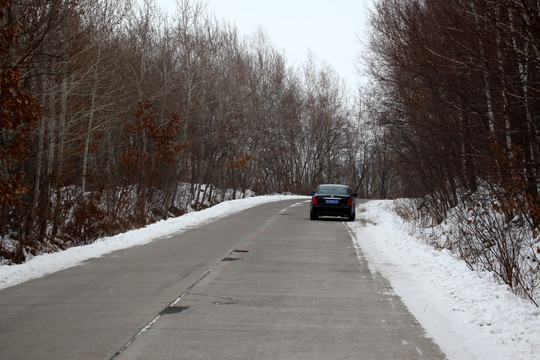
[0,199,445,359]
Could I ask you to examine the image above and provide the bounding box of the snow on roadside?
[0,195,306,291]
[350,200,540,360]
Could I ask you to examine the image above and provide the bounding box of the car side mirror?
[310,191,315,196]
[352,193,358,198]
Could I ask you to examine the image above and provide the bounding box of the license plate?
[326,199,339,204]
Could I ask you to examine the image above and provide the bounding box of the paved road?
[0,199,445,359]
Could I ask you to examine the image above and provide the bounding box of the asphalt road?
[0,199,445,359]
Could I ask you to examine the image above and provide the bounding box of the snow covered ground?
[351,200,540,360]
[0,195,305,290]
[0,196,538,359]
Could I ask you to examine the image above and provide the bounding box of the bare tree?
[0,0,41,261]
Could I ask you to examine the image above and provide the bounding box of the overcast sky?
[156,0,373,86]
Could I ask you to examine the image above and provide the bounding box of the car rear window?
[317,186,349,195]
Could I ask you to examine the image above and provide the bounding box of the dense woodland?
[365,0,540,304]
[0,0,384,263]
[1,0,540,305]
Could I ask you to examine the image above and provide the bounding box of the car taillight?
[346,197,353,206]
[311,197,318,205]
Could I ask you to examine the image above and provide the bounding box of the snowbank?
[0,195,305,290]
[351,200,540,360]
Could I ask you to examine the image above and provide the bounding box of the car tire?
[310,212,318,220]
[348,214,355,221]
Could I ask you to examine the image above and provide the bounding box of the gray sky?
[156,0,373,86]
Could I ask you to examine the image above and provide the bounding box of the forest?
[0,0,384,264]
[365,0,540,305]
[1,0,540,304]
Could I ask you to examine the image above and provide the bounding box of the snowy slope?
[351,200,540,360]
[1,197,539,359]
[0,195,305,290]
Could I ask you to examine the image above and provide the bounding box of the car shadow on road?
[309,217,353,222]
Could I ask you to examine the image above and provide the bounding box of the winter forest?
[1,0,540,304]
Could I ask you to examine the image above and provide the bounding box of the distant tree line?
[366,0,540,304]
[0,0,386,263]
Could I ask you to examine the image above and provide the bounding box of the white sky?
[156,0,373,86]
